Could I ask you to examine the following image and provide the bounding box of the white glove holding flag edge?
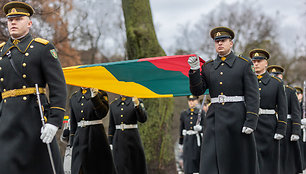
[188,55,200,70]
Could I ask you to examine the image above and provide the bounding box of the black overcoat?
[108,97,147,174]
[254,72,287,174]
[0,34,67,174]
[189,52,260,174]
[70,89,116,174]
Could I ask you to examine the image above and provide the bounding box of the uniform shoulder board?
[285,85,295,90]
[204,59,213,65]
[0,42,6,48]
[271,76,282,83]
[34,38,49,45]
[238,56,250,62]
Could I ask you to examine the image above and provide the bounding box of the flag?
[63,54,206,98]
[63,116,69,123]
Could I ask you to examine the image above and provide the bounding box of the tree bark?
[122,0,176,173]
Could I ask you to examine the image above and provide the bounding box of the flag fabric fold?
[63,54,205,98]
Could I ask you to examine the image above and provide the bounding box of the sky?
[149,0,305,56]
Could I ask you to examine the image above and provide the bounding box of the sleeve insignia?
[103,95,108,101]
[50,49,58,59]
[251,65,255,73]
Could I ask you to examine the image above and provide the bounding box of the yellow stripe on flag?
[63,66,172,98]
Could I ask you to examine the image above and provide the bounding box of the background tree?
[122,0,176,173]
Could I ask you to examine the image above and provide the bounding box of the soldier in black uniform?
[267,65,303,174]
[295,86,306,170]
[188,27,260,174]
[108,96,148,174]
[0,1,66,174]
[69,88,116,174]
[179,95,204,174]
[250,50,287,174]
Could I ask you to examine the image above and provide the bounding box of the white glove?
[90,88,99,98]
[110,144,113,150]
[178,144,183,151]
[188,56,200,70]
[182,130,187,136]
[274,133,284,140]
[193,125,202,132]
[40,123,58,144]
[301,118,306,125]
[132,97,140,107]
[290,134,300,141]
[242,126,254,134]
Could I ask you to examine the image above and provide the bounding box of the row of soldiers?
[187,26,306,174]
[0,1,148,174]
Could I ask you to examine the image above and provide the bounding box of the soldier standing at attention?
[108,96,148,174]
[69,88,116,174]
[0,1,67,174]
[188,26,260,174]
[250,50,287,174]
[179,95,204,174]
[267,65,303,174]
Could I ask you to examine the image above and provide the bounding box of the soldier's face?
[297,93,303,102]
[188,100,196,108]
[252,59,267,74]
[7,16,32,39]
[214,38,233,55]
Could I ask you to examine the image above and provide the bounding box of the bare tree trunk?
[122,0,176,173]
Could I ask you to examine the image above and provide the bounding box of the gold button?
[221,92,224,95]
[190,117,193,119]
[22,63,26,67]
[121,103,124,105]
[3,89,6,92]
[121,108,123,111]
[81,110,83,113]
[259,88,261,91]
[82,118,85,120]
[190,127,192,129]
[30,45,34,48]
[22,74,26,78]
[220,72,223,75]
[0,67,2,70]
[191,113,193,115]
[81,103,84,106]
[222,103,225,105]
[121,115,123,118]
[4,99,6,103]
[82,96,84,99]
[23,97,27,100]
[220,82,223,85]
[0,57,2,60]
[0,78,3,82]
[22,86,26,89]
[221,63,224,66]
[121,122,123,124]
[25,53,29,56]
[190,122,193,124]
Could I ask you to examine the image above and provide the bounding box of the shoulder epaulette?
[272,76,282,83]
[238,56,250,62]
[0,42,6,48]
[285,85,295,90]
[204,59,213,65]
[34,38,49,45]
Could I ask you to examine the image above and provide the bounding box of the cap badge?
[216,32,221,36]
[272,68,276,72]
[11,8,17,13]
[254,53,259,57]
